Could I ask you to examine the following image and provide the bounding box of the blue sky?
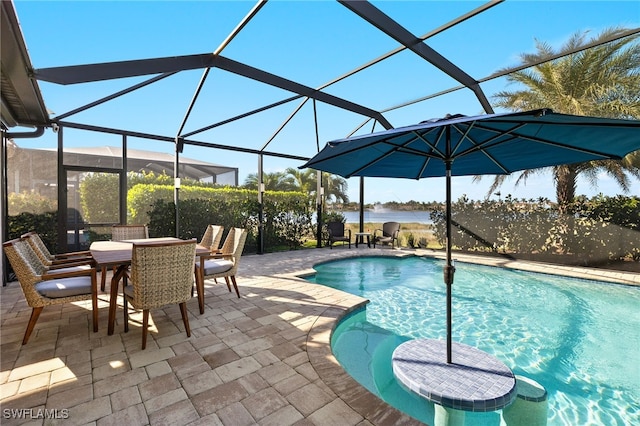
[12,0,640,203]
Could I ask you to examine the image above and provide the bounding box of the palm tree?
[485,27,640,213]
[322,173,349,204]
[285,167,350,203]
[285,168,316,193]
[242,171,295,191]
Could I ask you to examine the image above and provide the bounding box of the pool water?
[307,256,640,426]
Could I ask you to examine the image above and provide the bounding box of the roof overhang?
[1,0,49,130]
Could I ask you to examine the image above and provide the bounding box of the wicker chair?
[101,224,149,291]
[3,238,98,344]
[15,235,94,275]
[123,239,197,349]
[373,221,400,248]
[21,231,93,266]
[195,228,247,310]
[200,225,224,252]
[327,222,351,249]
[111,224,149,241]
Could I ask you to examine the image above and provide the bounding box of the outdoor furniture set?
[3,225,247,349]
[326,220,400,249]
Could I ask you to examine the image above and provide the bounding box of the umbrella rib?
[377,130,447,159]
[451,122,513,173]
[414,127,447,178]
[461,122,626,160]
[348,137,443,177]
[414,127,447,159]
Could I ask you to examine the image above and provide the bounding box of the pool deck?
[1,247,637,425]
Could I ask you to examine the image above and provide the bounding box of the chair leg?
[22,307,43,345]
[123,296,129,333]
[141,310,149,350]
[230,275,240,298]
[179,302,191,337]
[92,293,99,333]
[100,266,107,291]
[224,276,232,292]
[196,270,205,314]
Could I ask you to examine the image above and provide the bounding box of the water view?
[338,210,432,224]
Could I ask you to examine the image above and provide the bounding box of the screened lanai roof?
[2,1,638,165]
[45,146,238,183]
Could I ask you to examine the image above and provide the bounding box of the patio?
[1,246,637,426]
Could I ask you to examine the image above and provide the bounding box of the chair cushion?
[201,259,233,275]
[35,276,93,298]
[50,265,92,274]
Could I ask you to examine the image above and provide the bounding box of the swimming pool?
[307,256,639,426]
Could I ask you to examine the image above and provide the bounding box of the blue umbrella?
[301,108,640,363]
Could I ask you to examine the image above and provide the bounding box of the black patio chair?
[373,222,400,248]
[327,222,351,249]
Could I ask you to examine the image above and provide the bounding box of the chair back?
[129,239,196,310]
[219,228,235,255]
[13,238,50,276]
[21,232,54,264]
[112,225,149,241]
[327,221,345,237]
[3,239,47,305]
[200,225,224,251]
[217,227,247,263]
[383,221,400,237]
[227,228,248,272]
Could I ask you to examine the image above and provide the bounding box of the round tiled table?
[392,338,517,418]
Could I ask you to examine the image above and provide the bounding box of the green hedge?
[143,186,314,252]
[430,195,640,263]
[79,171,219,224]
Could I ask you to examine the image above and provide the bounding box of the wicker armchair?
[21,231,92,266]
[3,238,98,344]
[123,239,197,349]
[195,228,247,310]
[101,224,149,291]
[373,221,400,248]
[15,236,93,275]
[327,222,351,249]
[200,225,224,252]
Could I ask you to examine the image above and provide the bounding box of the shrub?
[8,191,57,216]
[430,195,639,263]
[146,189,312,252]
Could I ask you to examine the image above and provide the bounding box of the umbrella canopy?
[301,108,640,363]
[302,108,640,179]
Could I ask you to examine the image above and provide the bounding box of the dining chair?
[200,225,224,252]
[123,239,197,349]
[195,228,247,312]
[101,224,149,291]
[15,236,94,275]
[3,238,98,344]
[21,231,93,266]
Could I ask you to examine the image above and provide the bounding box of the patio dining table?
[90,237,208,335]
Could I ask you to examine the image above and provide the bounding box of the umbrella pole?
[444,132,455,364]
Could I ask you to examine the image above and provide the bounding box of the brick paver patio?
[1,246,637,425]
